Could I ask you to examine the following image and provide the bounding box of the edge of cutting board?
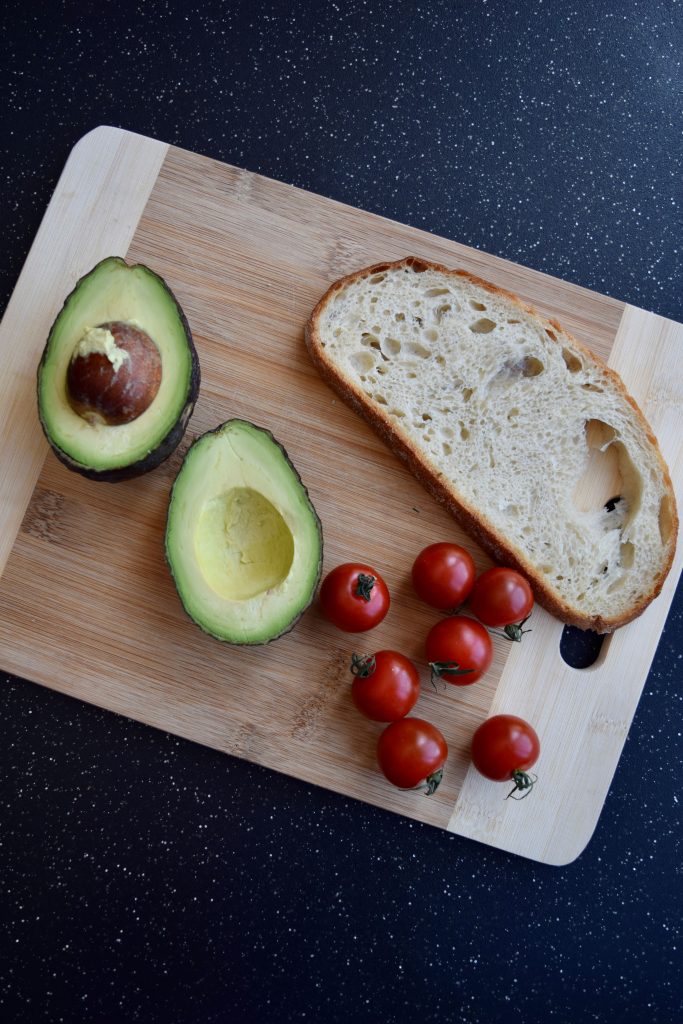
[1,126,681,866]
[0,126,168,578]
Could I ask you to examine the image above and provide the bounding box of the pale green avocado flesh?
[166,420,323,644]
[38,257,197,476]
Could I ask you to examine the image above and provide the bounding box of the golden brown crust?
[305,257,678,632]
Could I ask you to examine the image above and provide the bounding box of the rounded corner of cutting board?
[68,125,167,160]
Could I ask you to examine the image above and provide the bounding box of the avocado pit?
[67,320,162,426]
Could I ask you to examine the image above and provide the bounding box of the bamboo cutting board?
[1,127,681,865]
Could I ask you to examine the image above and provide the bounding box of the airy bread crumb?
[306,257,678,632]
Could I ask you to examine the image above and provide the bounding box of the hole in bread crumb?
[573,420,642,527]
[488,451,496,468]
[406,371,417,379]
[436,355,446,366]
[620,540,635,568]
[521,356,544,377]
[659,494,674,544]
[507,319,521,325]
[470,318,497,334]
[424,329,438,342]
[363,335,388,361]
[375,394,388,406]
[607,576,626,594]
[333,328,342,339]
[406,341,431,359]
[494,356,544,382]
[350,351,376,374]
[546,328,558,342]
[395,312,406,322]
[361,332,379,347]
[582,382,604,393]
[442,442,452,456]
[426,287,450,297]
[470,300,487,311]
[435,304,451,322]
[562,347,582,373]
[462,388,473,403]
[459,422,470,440]
[422,413,432,422]
[507,407,519,421]
[388,408,405,418]
[382,337,402,356]
[369,273,386,284]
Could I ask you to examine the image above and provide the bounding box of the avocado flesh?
[166,420,323,644]
[38,257,198,477]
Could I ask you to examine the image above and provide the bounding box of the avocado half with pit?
[165,419,323,644]
[37,257,200,481]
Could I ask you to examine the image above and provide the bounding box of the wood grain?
[0,129,680,864]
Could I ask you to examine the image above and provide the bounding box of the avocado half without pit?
[165,420,323,644]
[37,257,200,480]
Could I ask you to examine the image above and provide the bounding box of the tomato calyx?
[355,573,377,602]
[488,614,533,643]
[506,769,538,800]
[419,768,444,796]
[429,660,474,688]
[350,652,376,678]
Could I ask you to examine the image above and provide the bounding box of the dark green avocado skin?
[36,257,201,483]
[165,419,324,645]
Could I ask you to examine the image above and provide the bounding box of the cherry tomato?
[319,563,390,632]
[471,714,540,799]
[350,651,420,722]
[468,567,534,630]
[377,718,448,794]
[411,542,476,610]
[425,615,493,685]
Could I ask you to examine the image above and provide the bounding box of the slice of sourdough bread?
[305,257,677,632]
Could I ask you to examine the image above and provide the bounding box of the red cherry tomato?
[319,563,390,632]
[471,714,540,799]
[350,651,420,722]
[425,615,493,685]
[468,567,534,629]
[411,542,476,610]
[377,718,448,794]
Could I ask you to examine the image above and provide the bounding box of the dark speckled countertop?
[1,2,681,1022]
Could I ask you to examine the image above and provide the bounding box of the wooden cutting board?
[1,127,681,865]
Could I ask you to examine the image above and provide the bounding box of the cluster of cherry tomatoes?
[319,543,540,799]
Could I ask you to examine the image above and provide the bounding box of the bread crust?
[305,257,678,632]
